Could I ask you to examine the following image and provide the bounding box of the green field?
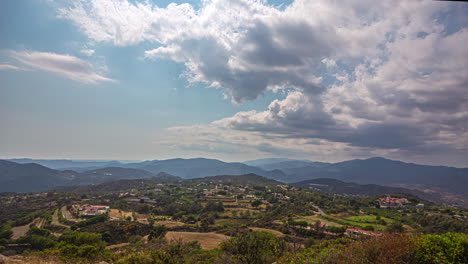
[321,215,388,231]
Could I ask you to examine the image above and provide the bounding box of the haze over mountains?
[1,157,467,206]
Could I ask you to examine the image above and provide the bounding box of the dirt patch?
[11,218,41,240]
[165,231,229,250]
[109,209,133,220]
[51,209,69,228]
[154,220,185,228]
[247,227,285,237]
[298,215,343,227]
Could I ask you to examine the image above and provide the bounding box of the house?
[81,205,109,216]
[378,196,409,208]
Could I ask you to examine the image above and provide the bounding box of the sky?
[0,0,467,167]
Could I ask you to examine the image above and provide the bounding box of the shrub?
[414,232,468,264]
[57,231,106,259]
[220,231,286,264]
[16,234,57,250]
[0,224,12,240]
[149,225,168,241]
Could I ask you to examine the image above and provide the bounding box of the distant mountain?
[242,158,299,167]
[0,160,73,192]
[292,178,432,199]
[128,158,287,180]
[190,173,282,186]
[282,157,468,195]
[2,157,467,206]
[70,167,156,185]
[257,160,328,171]
[0,160,177,193]
[55,174,181,193]
[154,172,183,183]
[7,158,125,170]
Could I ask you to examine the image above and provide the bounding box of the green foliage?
[414,232,468,264]
[136,204,151,214]
[386,221,405,233]
[13,209,49,226]
[280,233,468,264]
[16,234,57,250]
[220,231,286,264]
[57,231,106,259]
[402,212,467,234]
[251,200,263,208]
[28,226,51,237]
[149,225,168,241]
[75,213,108,228]
[80,221,151,244]
[0,224,13,240]
[114,240,204,264]
[204,201,224,212]
[326,225,346,234]
[288,220,308,227]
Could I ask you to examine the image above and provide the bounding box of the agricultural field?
[165,231,228,249]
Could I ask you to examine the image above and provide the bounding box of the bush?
[149,225,168,241]
[0,224,12,240]
[220,231,286,264]
[385,221,404,233]
[28,226,51,237]
[280,233,468,264]
[75,213,108,228]
[362,225,375,231]
[57,231,106,259]
[414,232,468,264]
[16,234,57,250]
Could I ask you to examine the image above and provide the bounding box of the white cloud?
[10,50,114,84]
[80,49,95,56]
[57,0,468,165]
[0,64,24,71]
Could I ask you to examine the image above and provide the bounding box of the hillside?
[128,158,287,180]
[292,178,438,201]
[7,158,124,170]
[281,157,468,194]
[0,160,177,193]
[190,173,282,186]
[71,167,156,185]
[0,160,74,192]
[55,172,181,193]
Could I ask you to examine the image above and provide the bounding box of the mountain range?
[1,157,467,207]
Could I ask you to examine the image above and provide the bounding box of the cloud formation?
[58,0,468,166]
[0,64,24,71]
[6,51,114,84]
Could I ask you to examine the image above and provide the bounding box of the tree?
[386,221,404,233]
[0,224,12,240]
[251,199,262,208]
[204,201,224,212]
[149,225,167,241]
[220,231,286,264]
[57,231,106,259]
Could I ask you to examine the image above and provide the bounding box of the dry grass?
[11,218,42,240]
[297,215,344,227]
[109,209,133,220]
[247,227,285,237]
[3,254,62,264]
[165,231,229,249]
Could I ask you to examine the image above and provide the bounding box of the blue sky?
[1,0,467,167]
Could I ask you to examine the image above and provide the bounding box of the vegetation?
[0,174,466,263]
[220,231,287,264]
